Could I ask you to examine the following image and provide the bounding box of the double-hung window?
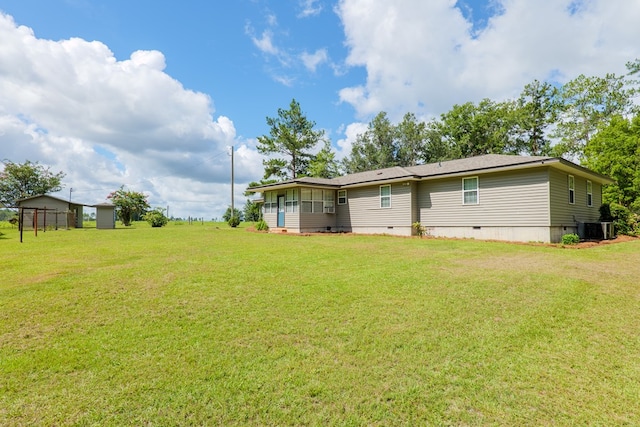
[323,191,335,213]
[586,180,593,207]
[301,189,313,213]
[568,175,575,204]
[380,185,391,208]
[462,177,479,205]
[337,190,347,205]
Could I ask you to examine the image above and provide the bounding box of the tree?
[395,112,428,166]
[342,112,397,173]
[243,199,261,222]
[307,140,340,178]
[514,80,559,156]
[584,114,640,215]
[434,99,520,158]
[257,99,325,180]
[583,114,640,235]
[0,160,65,207]
[552,73,635,158]
[107,186,150,226]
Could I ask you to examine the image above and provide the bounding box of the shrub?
[255,219,269,231]
[413,221,426,237]
[228,215,240,228]
[561,233,580,245]
[143,208,169,228]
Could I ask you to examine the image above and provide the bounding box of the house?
[247,154,614,243]
[15,195,116,230]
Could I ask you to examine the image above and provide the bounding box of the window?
[285,189,298,213]
[264,191,277,213]
[586,180,593,207]
[324,191,335,213]
[301,188,334,213]
[338,190,347,205]
[301,188,312,213]
[568,175,575,204]
[462,177,479,205]
[380,185,391,208]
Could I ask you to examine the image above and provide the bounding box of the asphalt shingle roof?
[247,154,611,191]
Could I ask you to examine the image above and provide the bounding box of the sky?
[1,0,639,219]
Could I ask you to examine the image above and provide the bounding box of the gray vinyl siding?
[299,212,335,231]
[549,168,600,225]
[411,181,418,226]
[418,168,550,226]
[336,182,413,229]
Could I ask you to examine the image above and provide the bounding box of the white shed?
[94,202,116,229]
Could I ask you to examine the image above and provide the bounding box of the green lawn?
[1,223,639,425]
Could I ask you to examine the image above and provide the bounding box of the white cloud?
[298,0,323,17]
[334,121,368,160]
[250,29,280,56]
[301,48,329,72]
[0,12,262,218]
[336,0,640,121]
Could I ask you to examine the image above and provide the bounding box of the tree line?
[255,59,640,234]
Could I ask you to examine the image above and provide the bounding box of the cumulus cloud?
[336,0,640,121]
[0,12,257,218]
[334,121,368,161]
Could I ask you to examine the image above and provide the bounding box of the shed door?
[277,195,285,227]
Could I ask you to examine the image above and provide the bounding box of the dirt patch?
[568,234,638,249]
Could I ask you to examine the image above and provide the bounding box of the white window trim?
[586,180,593,207]
[380,185,391,208]
[568,175,575,205]
[462,177,479,205]
[337,190,347,205]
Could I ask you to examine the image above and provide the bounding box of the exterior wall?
[424,226,553,242]
[418,168,552,242]
[549,168,601,226]
[336,182,414,236]
[96,206,116,229]
[18,196,75,229]
[262,190,300,231]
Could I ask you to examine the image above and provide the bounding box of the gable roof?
[247,154,613,192]
[14,194,92,207]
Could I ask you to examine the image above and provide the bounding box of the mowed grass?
[1,223,640,426]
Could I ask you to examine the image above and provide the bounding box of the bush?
[228,215,240,228]
[413,221,426,237]
[255,219,269,231]
[143,208,169,228]
[561,233,580,245]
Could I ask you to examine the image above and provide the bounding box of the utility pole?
[229,145,235,226]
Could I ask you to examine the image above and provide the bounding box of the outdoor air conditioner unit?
[601,222,614,239]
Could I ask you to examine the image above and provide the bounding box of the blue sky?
[1,0,639,218]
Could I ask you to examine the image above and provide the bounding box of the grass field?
[1,222,639,425]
